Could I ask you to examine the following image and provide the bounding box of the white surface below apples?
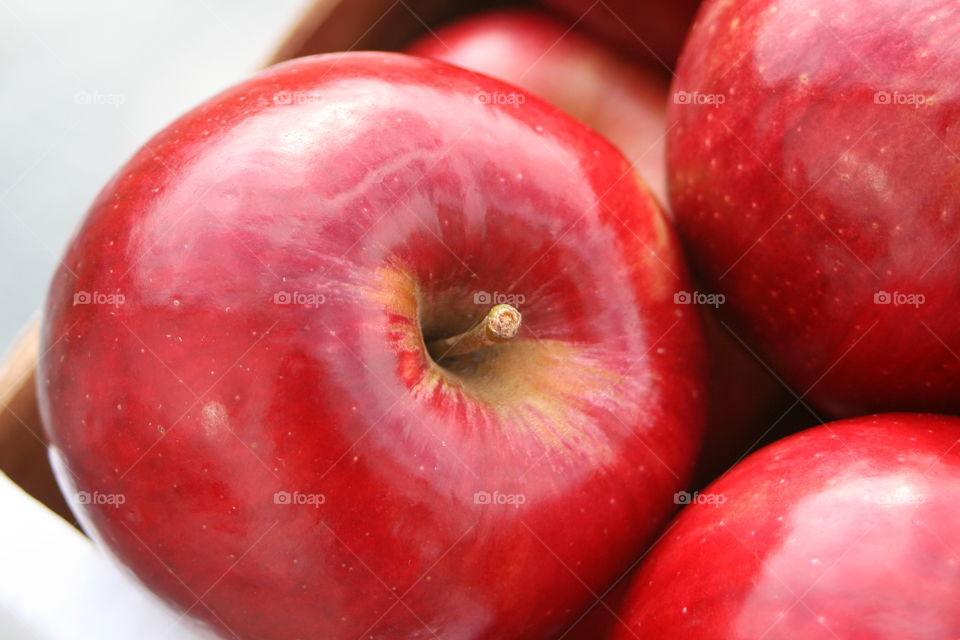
[0,473,213,640]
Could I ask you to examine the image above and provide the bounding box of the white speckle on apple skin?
[201,401,229,436]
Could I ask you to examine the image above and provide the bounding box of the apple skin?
[669,0,960,417]
[539,0,701,68]
[37,52,707,640]
[612,413,960,640]
[407,8,670,203]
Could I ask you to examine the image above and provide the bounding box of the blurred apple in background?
[539,0,702,69]
[613,413,960,639]
[669,0,960,417]
[38,52,707,640]
[407,9,670,204]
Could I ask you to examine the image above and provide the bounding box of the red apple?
[613,413,960,639]
[669,0,960,416]
[38,52,707,640]
[407,8,671,203]
[539,0,701,69]
[408,8,789,498]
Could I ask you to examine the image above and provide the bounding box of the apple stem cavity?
[426,303,521,361]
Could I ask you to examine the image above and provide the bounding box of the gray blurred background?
[1,0,306,355]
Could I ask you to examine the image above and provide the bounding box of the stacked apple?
[35,0,960,639]
[38,51,706,640]
[612,413,960,639]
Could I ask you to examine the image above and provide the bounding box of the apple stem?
[426,303,522,361]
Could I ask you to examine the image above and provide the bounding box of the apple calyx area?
[425,303,521,361]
